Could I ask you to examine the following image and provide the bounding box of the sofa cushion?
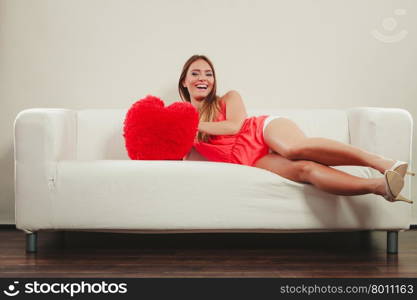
[43,160,409,231]
[76,109,350,160]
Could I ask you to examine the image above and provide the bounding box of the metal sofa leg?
[26,232,38,253]
[387,231,398,254]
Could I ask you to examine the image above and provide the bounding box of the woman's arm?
[198,90,247,135]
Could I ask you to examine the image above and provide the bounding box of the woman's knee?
[280,143,307,160]
[294,160,316,182]
[263,118,308,159]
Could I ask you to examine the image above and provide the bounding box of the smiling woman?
[178,54,414,204]
[178,55,268,166]
[178,55,219,143]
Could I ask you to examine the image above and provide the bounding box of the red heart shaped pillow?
[123,95,199,160]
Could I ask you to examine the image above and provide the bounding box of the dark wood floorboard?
[0,229,416,278]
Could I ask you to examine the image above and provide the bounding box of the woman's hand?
[198,121,208,133]
[198,120,241,135]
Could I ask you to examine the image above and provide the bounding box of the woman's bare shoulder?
[219,90,242,104]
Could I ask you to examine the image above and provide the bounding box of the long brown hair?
[178,55,220,142]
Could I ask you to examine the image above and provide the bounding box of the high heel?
[389,161,415,177]
[394,193,414,204]
[383,170,413,204]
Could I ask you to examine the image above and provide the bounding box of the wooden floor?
[1,229,416,278]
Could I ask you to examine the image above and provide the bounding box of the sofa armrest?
[14,109,77,162]
[14,109,77,231]
[347,107,413,199]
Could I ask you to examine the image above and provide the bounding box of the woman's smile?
[182,59,215,101]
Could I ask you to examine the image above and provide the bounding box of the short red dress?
[193,100,270,166]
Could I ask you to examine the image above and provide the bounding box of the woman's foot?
[374,176,390,197]
[383,170,404,200]
[374,170,412,203]
[374,172,403,197]
[375,159,414,177]
[375,158,397,175]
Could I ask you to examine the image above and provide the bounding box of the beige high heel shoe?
[389,161,415,177]
[383,170,413,204]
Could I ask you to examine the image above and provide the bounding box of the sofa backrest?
[76,108,350,160]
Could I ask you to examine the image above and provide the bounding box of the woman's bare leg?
[254,153,387,196]
[264,118,395,174]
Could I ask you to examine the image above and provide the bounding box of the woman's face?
[182,59,215,102]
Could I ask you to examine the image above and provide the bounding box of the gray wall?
[1,0,416,224]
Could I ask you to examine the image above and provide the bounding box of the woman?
[178,54,414,203]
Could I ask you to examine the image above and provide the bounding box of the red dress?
[193,100,269,166]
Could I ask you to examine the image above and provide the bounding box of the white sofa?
[14,107,414,254]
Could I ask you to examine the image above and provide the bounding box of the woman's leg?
[254,153,386,196]
[263,118,395,174]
